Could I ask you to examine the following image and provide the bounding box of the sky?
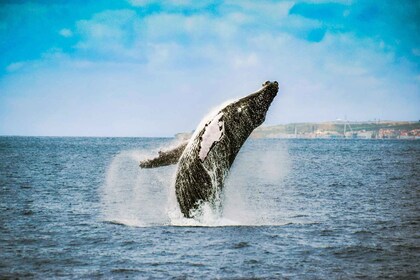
[0,0,419,137]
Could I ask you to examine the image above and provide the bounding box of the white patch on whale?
[199,112,224,161]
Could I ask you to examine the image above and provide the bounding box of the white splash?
[199,112,224,161]
[100,147,175,227]
[100,139,296,227]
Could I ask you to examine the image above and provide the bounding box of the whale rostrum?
[140,81,279,217]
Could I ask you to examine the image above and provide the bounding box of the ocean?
[0,137,419,279]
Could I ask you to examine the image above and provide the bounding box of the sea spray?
[222,140,292,225]
[100,148,175,227]
[100,139,291,227]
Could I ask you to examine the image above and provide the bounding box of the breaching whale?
[140,81,278,217]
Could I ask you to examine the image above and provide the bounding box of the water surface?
[0,137,419,278]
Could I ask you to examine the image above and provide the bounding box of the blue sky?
[0,0,419,136]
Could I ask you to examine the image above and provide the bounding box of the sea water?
[0,137,419,278]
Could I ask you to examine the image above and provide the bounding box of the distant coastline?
[176,121,420,140]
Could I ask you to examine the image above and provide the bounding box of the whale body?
[140,81,278,217]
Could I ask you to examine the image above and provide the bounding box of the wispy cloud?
[59,28,73,38]
[74,9,143,61]
[6,62,25,72]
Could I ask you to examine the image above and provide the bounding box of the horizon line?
[1,120,419,138]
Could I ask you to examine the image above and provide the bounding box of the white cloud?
[59,28,73,37]
[143,13,234,41]
[232,53,260,69]
[74,9,144,60]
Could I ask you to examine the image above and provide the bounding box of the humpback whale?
[140,81,278,218]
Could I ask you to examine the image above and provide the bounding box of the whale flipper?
[139,142,188,168]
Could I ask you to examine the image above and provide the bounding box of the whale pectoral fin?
[139,142,188,168]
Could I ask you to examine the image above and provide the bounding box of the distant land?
[252,120,420,139]
[176,121,420,140]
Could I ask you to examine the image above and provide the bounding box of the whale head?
[229,80,278,128]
